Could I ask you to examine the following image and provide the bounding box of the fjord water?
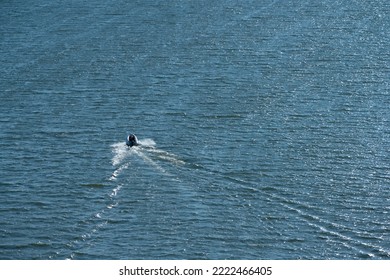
[1,0,389,259]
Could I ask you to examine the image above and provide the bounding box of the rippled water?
[1,0,390,259]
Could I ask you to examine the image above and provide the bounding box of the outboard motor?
[126,134,139,147]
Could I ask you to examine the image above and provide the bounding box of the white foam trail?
[138,138,156,147]
[111,139,184,168]
[107,202,118,209]
[111,142,129,166]
[109,162,129,181]
[146,147,185,166]
[58,139,184,259]
[110,138,181,174]
[95,213,102,219]
[110,184,123,197]
[133,148,167,174]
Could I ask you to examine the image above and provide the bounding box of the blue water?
[1,0,390,259]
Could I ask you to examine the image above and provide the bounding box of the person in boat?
[126,134,139,147]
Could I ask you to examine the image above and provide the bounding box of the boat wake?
[51,138,184,259]
[110,138,184,179]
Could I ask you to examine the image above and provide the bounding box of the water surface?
[1,0,389,259]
